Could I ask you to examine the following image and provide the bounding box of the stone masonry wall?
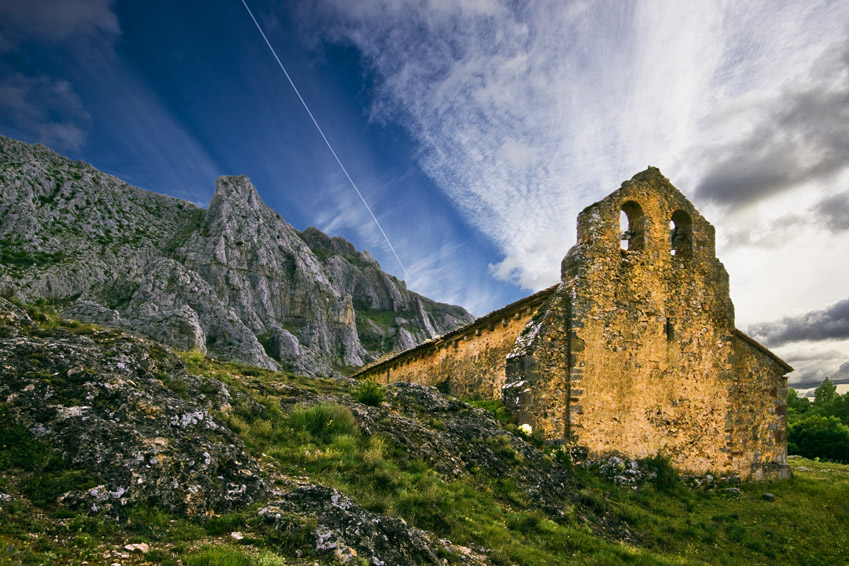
[560,169,740,475]
[729,331,791,479]
[356,168,791,481]
[355,290,554,400]
[503,285,572,440]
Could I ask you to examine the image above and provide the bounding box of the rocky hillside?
[0,136,473,375]
[3,301,848,566]
[0,298,596,565]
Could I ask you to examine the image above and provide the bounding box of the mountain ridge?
[0,135,474,375]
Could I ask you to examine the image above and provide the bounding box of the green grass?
[184,545,287,566]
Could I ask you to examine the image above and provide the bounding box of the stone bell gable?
[355,168,792,480]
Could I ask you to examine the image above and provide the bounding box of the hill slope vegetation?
[1,300,848,565]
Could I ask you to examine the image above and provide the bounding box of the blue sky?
[2,0,849,391]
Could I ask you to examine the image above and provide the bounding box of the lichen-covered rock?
[0,136,474,375]
[0,299,266,516]
[64,300,122,327]
[259,485,447,566]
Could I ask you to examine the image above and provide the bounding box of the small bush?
[642,453,679,491]
[184,545,286,566]
[0,416,52,472]
[183,545,252,566]
[354,377,386,406]
[203,511,248,536]
[24,469,100,508]
[466,399,513,425]
[287,404,358,441]
[789,415,849,463]
[180,349,207,368]
[250,419,274,439]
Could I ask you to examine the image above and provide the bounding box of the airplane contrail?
[240,0,409,281]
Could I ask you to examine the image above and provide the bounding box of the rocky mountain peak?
[0,135,475,375]
[206,175,266,224]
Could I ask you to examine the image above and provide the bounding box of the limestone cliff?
[0,136,474,375]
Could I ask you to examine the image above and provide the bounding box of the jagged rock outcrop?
[176,176,367,375]
[0,136,474,375]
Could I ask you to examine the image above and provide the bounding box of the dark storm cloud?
[789,361,849,389]
[697,41,849,207]
[748,298,849,347]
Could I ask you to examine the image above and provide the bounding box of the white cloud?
[0,0,119,52]
[308,1,849,299]
[0,73,90,151]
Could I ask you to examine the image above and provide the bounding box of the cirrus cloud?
[301,0,849,291]
[0,0,119,52]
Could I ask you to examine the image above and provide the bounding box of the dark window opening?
[665,318,674,341]
[670,209,692,257]
[620,201,646,251]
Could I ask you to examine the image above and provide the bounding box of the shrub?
[184,546,286,566]
[641,453,679,491]
[0,415,52,472]
[183,546,252,566]
[466,399,513,425]
[180,349,206,368]
[250,419,274,439]
[24,470,100,508]
[353,377,386,406]
[788,415,849,463]
[287,404,358,441]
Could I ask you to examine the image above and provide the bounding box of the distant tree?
[820,389,849,427]
[788,415,849,463]
[814,377,838,406]
[787,388,811,422]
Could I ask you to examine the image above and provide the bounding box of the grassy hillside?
[1,303,847,565]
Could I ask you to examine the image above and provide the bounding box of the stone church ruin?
[354,168,791,480]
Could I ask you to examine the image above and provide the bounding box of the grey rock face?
[64,300,121,327]
[176,176,366,375]
[260,485,445,566]
[122,257,276,370]
[0,136,474,375]
[0,298,266,516]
